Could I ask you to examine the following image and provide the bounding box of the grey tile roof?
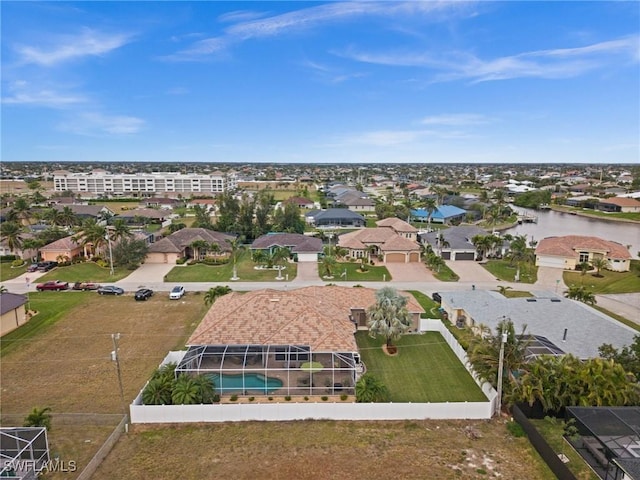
[0,293,28,315]
[439,290,636,358]
[251,233,323,253]
[421,226,488,250]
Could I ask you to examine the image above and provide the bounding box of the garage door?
[297,253,318,262]
[454,252,475,261]
[385,253,406,263]
[146,252,166,264]
[441,251,451,260]
[408,252,420,263]
[536,255,565,268]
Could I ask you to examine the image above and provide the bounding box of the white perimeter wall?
[130,320,497,424]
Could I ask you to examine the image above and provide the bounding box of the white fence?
[129,322,497,424]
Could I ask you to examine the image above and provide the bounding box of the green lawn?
[530,418,599,480]
[326,262,391,282]
[482,260,538,283]
[0,262,27,282]
[38,262,131,283]
[407,290,440,317]
[165,251,298,282]
[551,205,640,222]
[563,260,640,294]
[0,291,91,357]
[431,263,460,282]
[356,331,486,403]
[501,289,534,298]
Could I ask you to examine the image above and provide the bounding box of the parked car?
[37,261,58,272]
[73,282,101,291]
[36,280,69,291]
[97,286,125,296]
[169,285,185,300]
[134,288,154,301]
[27,263,40,272]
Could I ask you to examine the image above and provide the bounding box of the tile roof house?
[187,285,425,350]
[146,228,236,264]
[250,233,323,262]
[0,292,29,336]
[52,204,114,220]
[39,235,84,262]
[283,196,315,209]
[338,218,421,263]
[535,235,631,272]
[420,226,491,261]
[596,197,640,213]
[305,208,366,228]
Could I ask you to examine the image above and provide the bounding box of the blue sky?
[2,1,639,164]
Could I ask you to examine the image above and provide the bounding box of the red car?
[36,281,69,291]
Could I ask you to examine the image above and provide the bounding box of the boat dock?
[517,214,538,224]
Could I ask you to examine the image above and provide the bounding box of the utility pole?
[496,331,508,416]
[111,333,128,423]
[105,234,114,276]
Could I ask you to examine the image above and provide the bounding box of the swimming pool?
[209,373,283,394]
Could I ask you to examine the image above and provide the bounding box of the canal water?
[505,208,640,260]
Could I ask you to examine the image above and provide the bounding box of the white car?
[169,285,185,299]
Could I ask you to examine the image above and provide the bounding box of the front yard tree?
[564,284,596,306]
[204,286,232,306]
[112,237,149,269]
[599,335,640,378]
[367,287,412,354]
[272,202,305,234]
[0,221,23,253]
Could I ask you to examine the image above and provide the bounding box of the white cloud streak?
[1,80,86,108]
[15,28,132,66]
[58,112,145,135]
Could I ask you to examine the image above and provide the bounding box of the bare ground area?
[93,420,552,480]
[0,294,208,477]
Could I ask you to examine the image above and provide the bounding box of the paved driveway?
[445,260,497,284]
[535,266,566,290]
[115,263,175,287]
[292,261,319,283]
[384,262,435,282]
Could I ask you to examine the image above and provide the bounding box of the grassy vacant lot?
[563,260,640,294]
[356,331,486,403]
[326,262,390,282]
[0,262,27,281]
[482,260,538,284]
[88,200,140,213]
[0,292,208,477]
[165,251,298,282]
[93,419,552,480]
[38,262,131,283]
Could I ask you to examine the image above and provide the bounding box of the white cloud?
[420,113,493,126]
[1,80,86,107]
[341,34,640,83]
[58,112,145,135]
[167,1,475,61]
[15,28,132,66]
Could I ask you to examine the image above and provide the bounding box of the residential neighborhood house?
[535,235,632,271]
[146,228,235,264]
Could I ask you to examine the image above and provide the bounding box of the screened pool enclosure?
[176,344,359,396]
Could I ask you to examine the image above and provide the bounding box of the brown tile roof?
[41,235,82,251]
[338,227,419,252]
[188,286,424,352]
[148,228,235,254]
[599,197,640,207]
[375,217,418,232]
[536,235,631,260]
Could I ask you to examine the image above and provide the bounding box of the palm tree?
[142,377,173,405]
[11,197,32,226]
[366,287,413,352]
[355,373,390,403]
[59,206,79,228]
[190,239,209,261]
[23,406,52,430]
[251,249,268,266]
[227,236,245,280]
[171,375,201,405]
[42,208,64,227]
[564,285,596,305]
[467,319,532,399]
[0,221,24,253]
[270,246,290,280]
[204,286,232,306]
[419,198,437,225]
[591,257,609,277]
[76,219,107,258]
[497,285,513,296]
[320,255,337,278]
[110,219,132,242]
